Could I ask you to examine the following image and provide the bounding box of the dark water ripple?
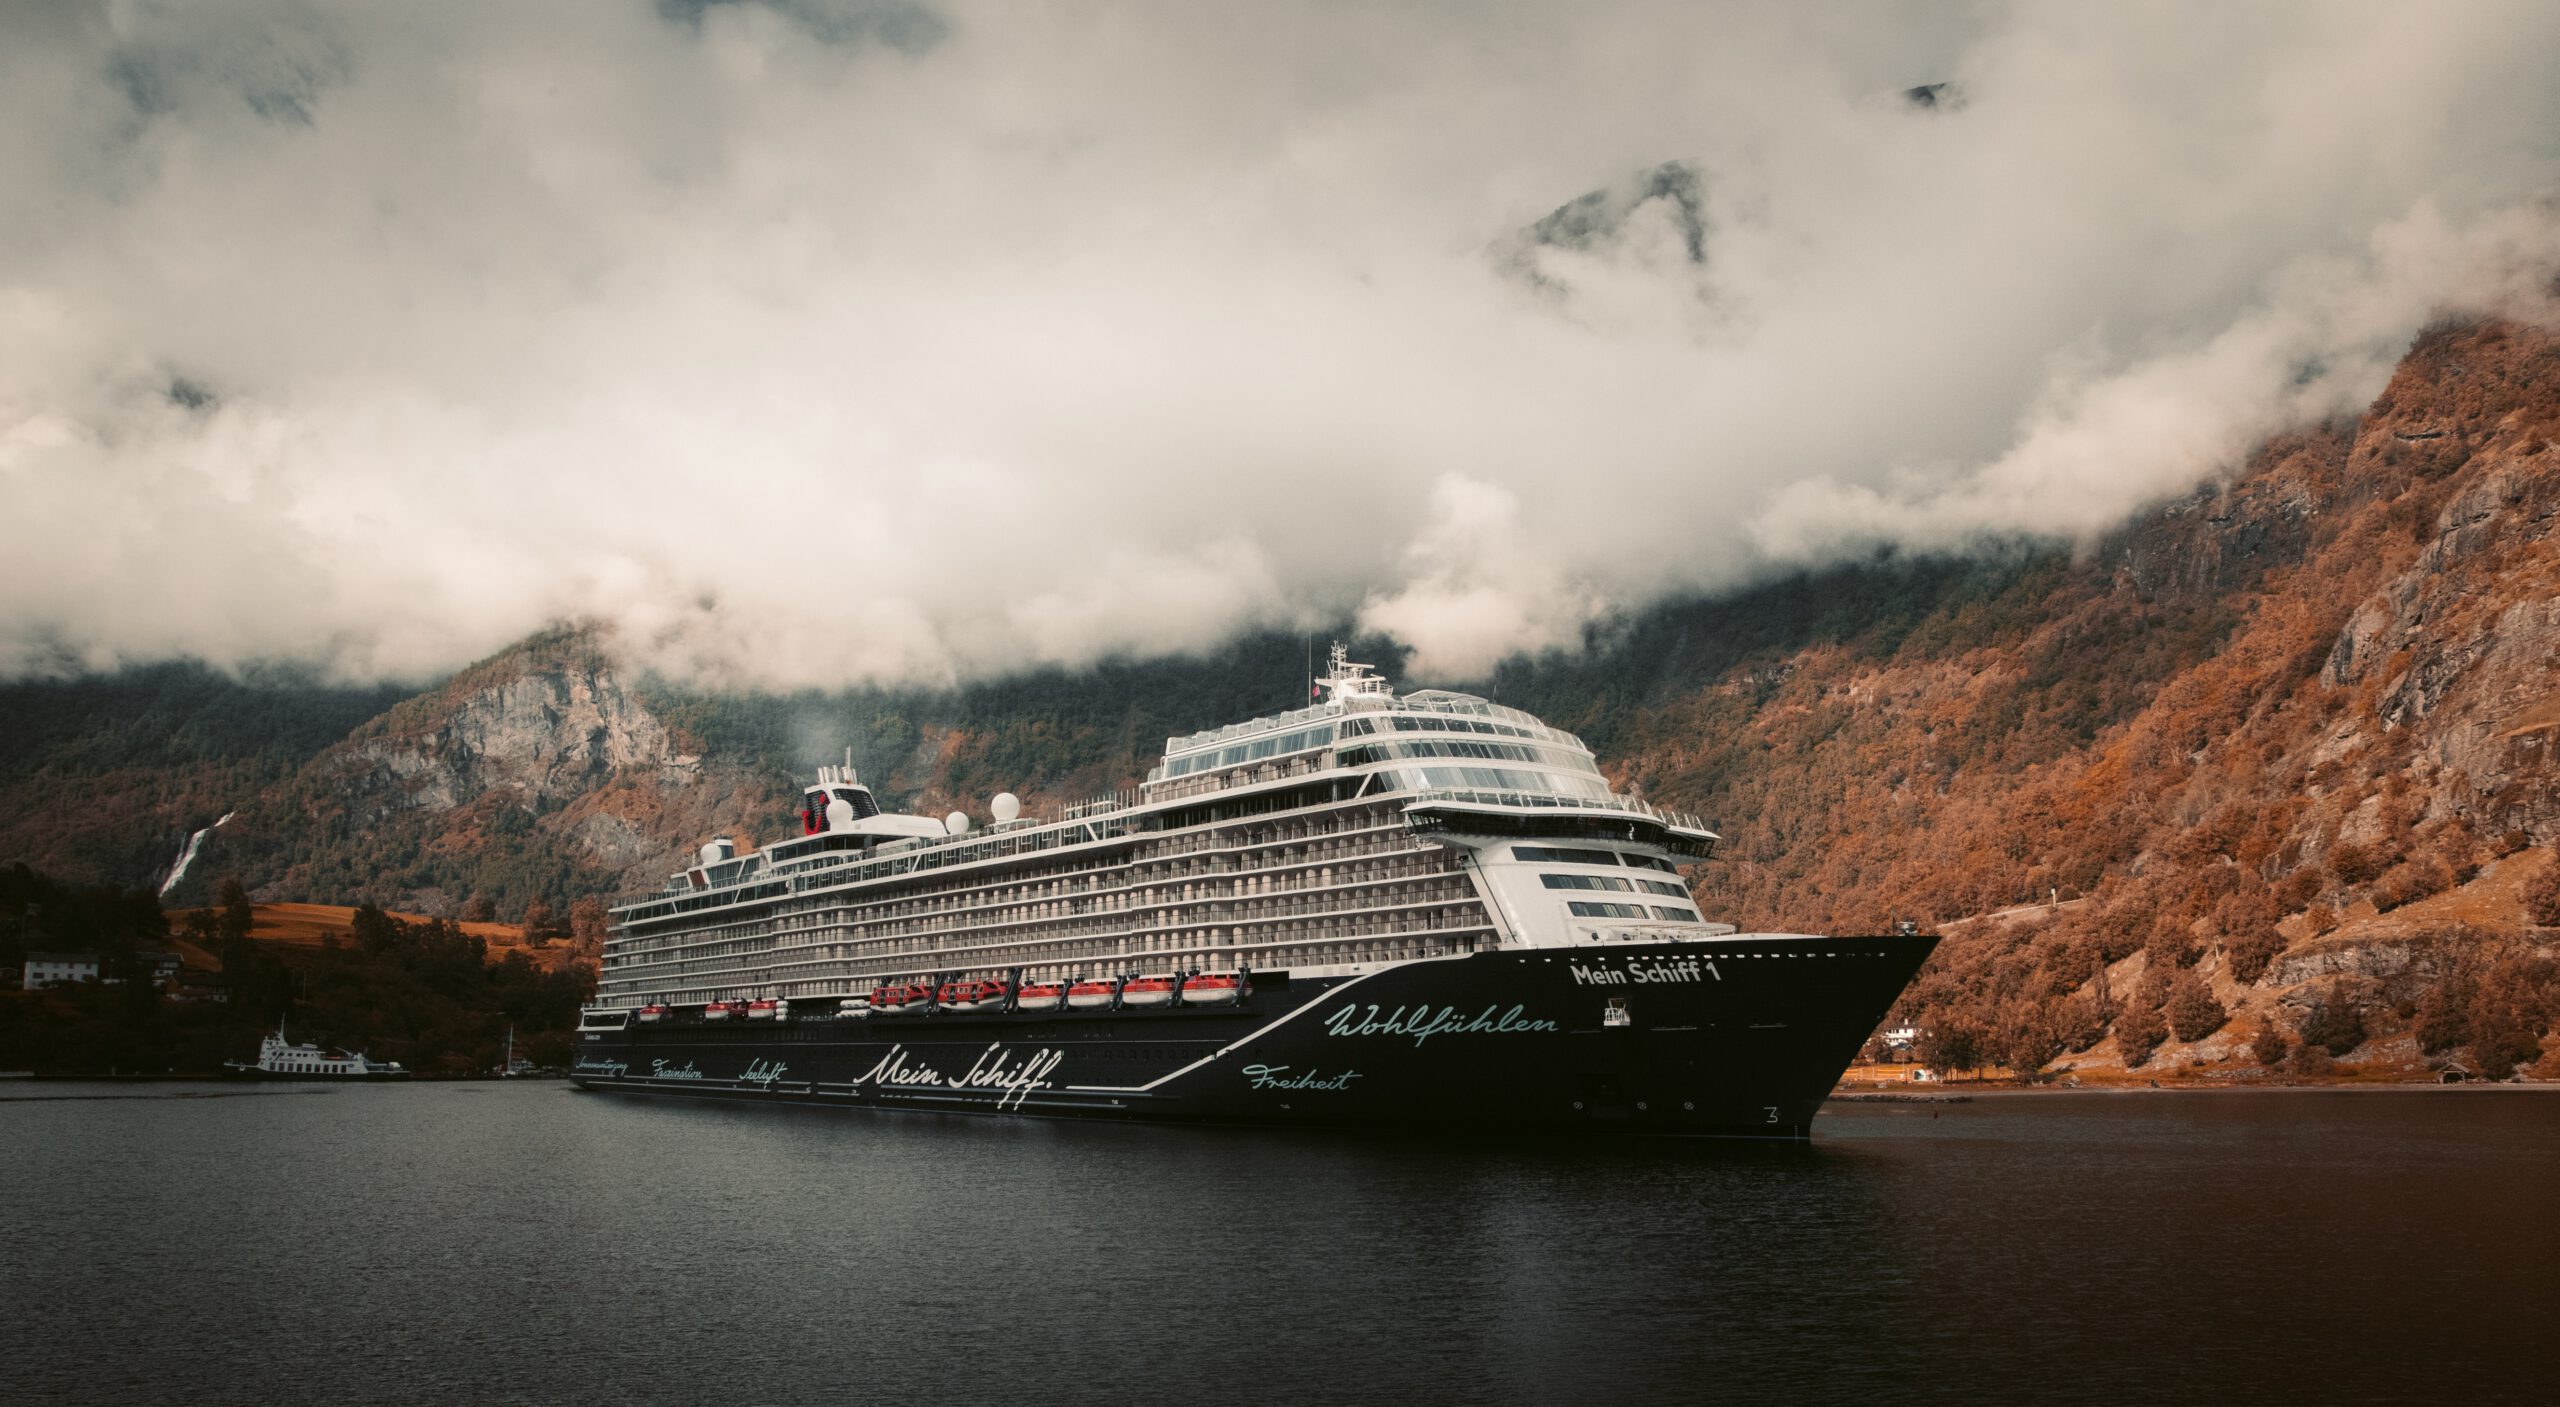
[4,1085,2555,1406]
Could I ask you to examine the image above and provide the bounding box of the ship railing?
[1142,754,1330,800]
[1162,702,1339,755]
[1398,787,1714,835]
[1061,788,1141,821]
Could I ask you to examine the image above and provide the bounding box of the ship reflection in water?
[4,1083,2554,1406]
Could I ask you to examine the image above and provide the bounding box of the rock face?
[202,627,787,914]
[1803,318,2560,1082]
[331,632,678,818]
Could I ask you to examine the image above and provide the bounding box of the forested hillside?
[4,319,2557,1080]
[0,664,408,889]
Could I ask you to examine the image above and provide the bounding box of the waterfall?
[159,811,237,898]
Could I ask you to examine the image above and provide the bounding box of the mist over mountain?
[7,2,2560,687]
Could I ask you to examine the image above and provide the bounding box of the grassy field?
[169,903,581,971]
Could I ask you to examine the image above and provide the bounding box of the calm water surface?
[5,1084,2555,1406]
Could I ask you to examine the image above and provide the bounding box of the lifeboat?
[1014,980,1066,1012]
[636,1004,667,1023]
[939,979,1009,1012]
[745,998,781,1021]
[1065,977,1119,1011]
[1180,971,1246,1006]
[703,999,740,1021]
[869,983,917,1015]
[1120,974,1176,1009]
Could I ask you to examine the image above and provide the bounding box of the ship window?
[1651,906,1699,921]
[1637,879,1690,898]
[1513,846,1620,866]
[1566,900,1647,919]
[1540,873,1634,892]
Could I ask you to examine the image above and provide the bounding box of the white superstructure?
[596,646,1727,1011]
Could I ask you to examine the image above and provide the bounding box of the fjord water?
[5,1086,2553,1406]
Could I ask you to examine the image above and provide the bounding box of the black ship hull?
[571,934,1933,1139]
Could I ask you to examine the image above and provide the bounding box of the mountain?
[4,318,2557,1079]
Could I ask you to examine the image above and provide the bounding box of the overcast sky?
[5,0,2559,688]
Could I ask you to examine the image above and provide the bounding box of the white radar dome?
[697,841,722,866]
[945,811,971,835]
[991,792,1021,823]
[825,798,856,831]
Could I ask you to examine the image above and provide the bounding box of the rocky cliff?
[192,627,789,915]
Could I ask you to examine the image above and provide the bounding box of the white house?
[23,952,100,988]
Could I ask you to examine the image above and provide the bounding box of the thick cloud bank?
[5,1,2559,685]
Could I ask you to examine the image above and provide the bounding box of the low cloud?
[4,2,2558,688]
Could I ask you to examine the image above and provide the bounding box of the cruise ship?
[572,646,1932,1137]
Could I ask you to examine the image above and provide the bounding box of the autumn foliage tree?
[2165,971,2228,1043]
[1919,1018,1986,1079]
[2524,855,2560,927]
[2115,1001,2168,1069]
[2298,986,2367,1057]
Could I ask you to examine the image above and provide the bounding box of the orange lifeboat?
[1180,971,1246,1006]
[703,999,741,1021]
[1065,977,1119,1011]
[745,998,781,1021]
[870,982,919,1015]
[1015,980,1067,1012]
[636,1004,668,1023]
[939,979,1009,1012]
[1120,974,1176,1009]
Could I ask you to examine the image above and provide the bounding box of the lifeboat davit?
[1181,971,1246,1005]
[745,998,780,1021]
[703,1000,740,1021]
[1065,978,1118,1010]
[636,1004,667,1023]
[1120,974,1176,1009]
[1015,980,1066,1012]
[939,979,1009,1012]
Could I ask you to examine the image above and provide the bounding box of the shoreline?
[1835,1079,2560,1097]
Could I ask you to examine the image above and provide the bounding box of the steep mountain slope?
[193,627,787,914]
[1580,318,2560,1078]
